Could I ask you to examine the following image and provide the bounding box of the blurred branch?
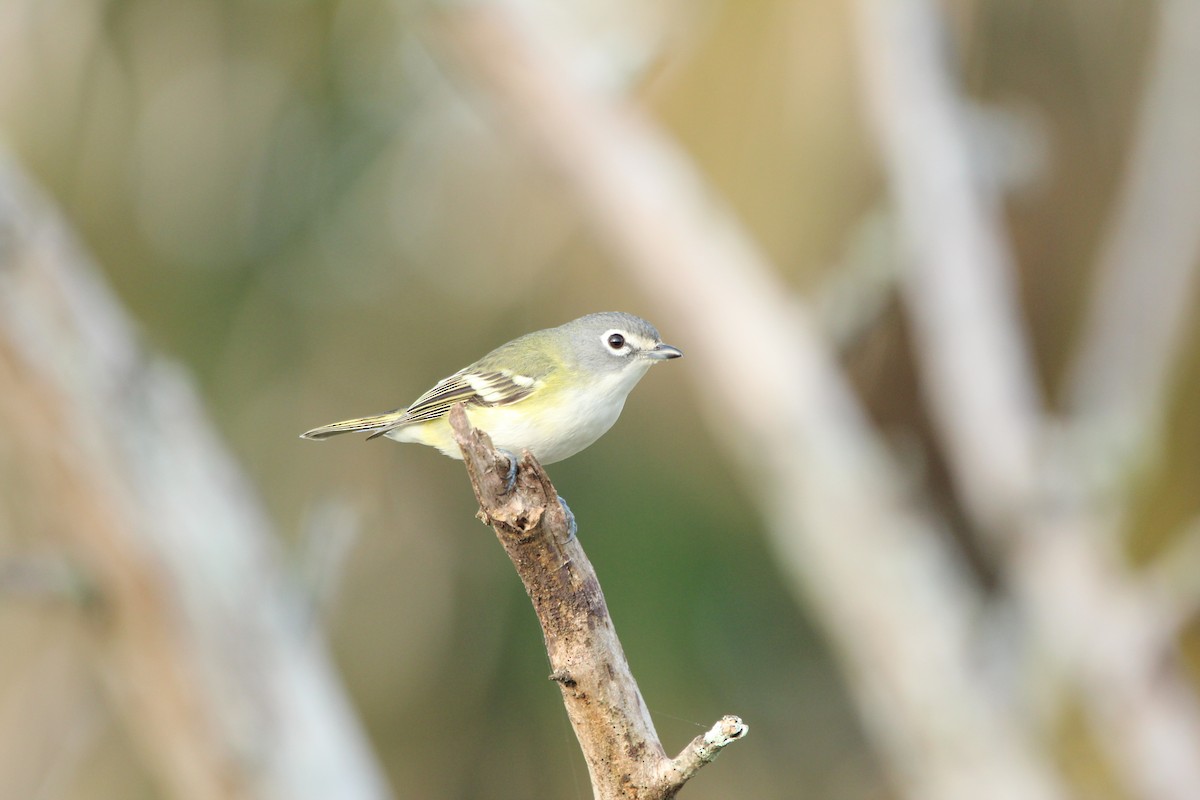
[297,499,362,631]
[0,154,391,800]
[427,5,1068,800]
[0,555,87,602]
[811,209,900,353]
[1065,0,1200,465]
[852,3,1200,800]
[853,0,1042,534]
[1147,518,1200,632]
[0,638,100,800]
[447,405,747,800]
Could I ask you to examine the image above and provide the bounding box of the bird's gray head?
[560,312,683,375]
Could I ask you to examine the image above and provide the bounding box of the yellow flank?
[386,414,458,456]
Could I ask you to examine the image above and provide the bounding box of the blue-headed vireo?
[300,312,682,463]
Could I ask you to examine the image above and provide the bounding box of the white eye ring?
[602,330,630,353]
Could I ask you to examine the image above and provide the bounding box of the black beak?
[646,343,683,360]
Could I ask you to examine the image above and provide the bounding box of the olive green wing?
[367,337,558,437]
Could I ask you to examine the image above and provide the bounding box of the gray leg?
[557,496,577,541]
[496,448,518,493]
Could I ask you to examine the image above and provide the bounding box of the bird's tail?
[299,410,406,440]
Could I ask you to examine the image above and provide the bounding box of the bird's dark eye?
[607,333,626,350]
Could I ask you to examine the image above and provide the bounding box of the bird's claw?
[557,496,577,542]
[496,449,518,494]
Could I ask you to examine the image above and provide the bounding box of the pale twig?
[448,405,745,800]
[428,5,1068,800]
[1065,0,1200,466]
[851,3,1200,799]
[660,716,750,788]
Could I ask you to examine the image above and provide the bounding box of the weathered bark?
[448,405,746,800]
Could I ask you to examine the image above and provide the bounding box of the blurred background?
[1,1,1198,799]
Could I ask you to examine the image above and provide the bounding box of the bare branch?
[1066,0,1200,462]
[447,405,745,800]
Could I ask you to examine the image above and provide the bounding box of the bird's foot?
[557,496,577,542]
[496,448,519,494]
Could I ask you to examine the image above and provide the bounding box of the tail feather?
[299,411,406,440]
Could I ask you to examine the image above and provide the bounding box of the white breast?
[477,363,651,464]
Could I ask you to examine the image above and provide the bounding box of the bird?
[300,312,682,465]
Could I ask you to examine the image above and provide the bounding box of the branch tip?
[702,715,748,753]
[659,715,748,793]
